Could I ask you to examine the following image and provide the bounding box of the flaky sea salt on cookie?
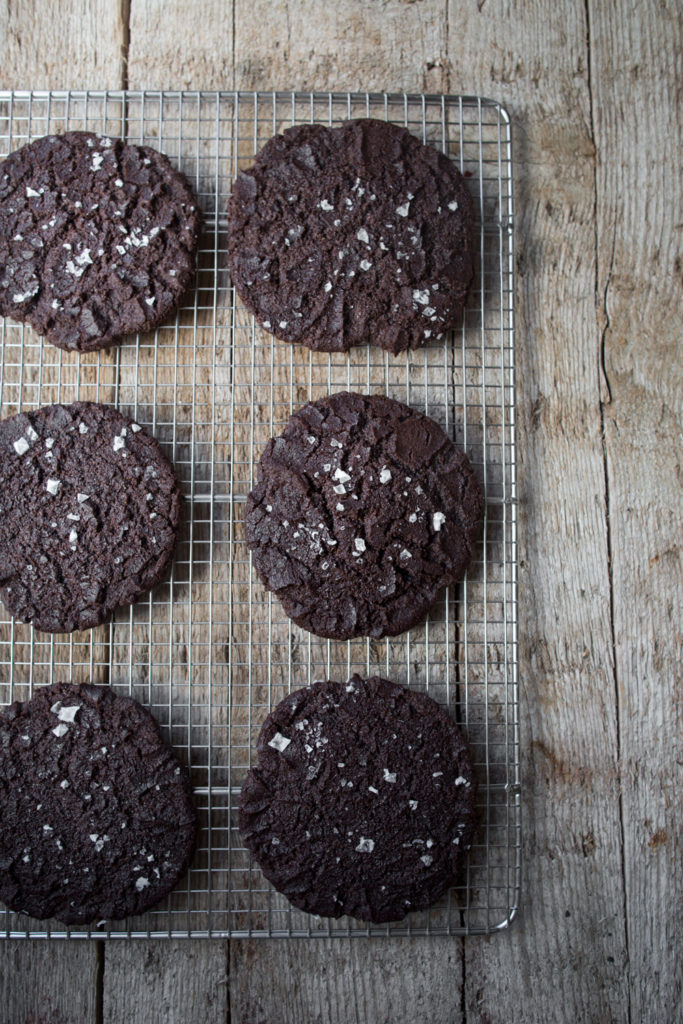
[239,675,477,923]
[228,118,473,354]
[0,131,200,351]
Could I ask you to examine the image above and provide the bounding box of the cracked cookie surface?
[239,674,477,923]
[245,391,483,640]
[228,119,474,354]
[0,131,200,351]
[0,401,180,632]
[0,682,197,924]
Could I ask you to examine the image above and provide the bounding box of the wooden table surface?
[0,2,680,1022]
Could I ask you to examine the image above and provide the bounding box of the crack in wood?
[585,3,632,1022]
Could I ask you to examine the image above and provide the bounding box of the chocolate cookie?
[0,131,201,351]
[227,118,474,354]
[239,675,477,923]
[0,401,180,632]
[0,682,197,924]
[245,392,483,640]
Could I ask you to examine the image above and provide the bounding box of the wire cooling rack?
[0,91,518,938]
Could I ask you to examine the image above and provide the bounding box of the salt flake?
[268,732,291,753]
[57,704,79,724]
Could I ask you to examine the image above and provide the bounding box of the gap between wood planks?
[96,941,105,1024]
[121,0,132,90]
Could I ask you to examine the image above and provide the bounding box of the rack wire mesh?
[0,91,518,938]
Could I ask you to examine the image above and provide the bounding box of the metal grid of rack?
[0,91,518,938]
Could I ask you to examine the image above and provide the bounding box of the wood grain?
[0,0,126,90]
[230,936,464,1024]
[0,940,100,1024]
[128,1,234,89]
[589,0,683,1019]
[233,0,448,93]
[443,4,631,1022]
[102,940,228,1024]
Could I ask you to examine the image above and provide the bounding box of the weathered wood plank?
[589,1,683,1019]
[102,940,228,1024]
[128,0,235,90]
[0,940,100,1024]
[233,0,448,93]
[441,3,631,1021]
[230,937,464,1024]
[0,0,126,90]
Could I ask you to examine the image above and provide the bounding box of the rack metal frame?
[0,91,519,939]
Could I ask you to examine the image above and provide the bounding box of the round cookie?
[227,118,474,354]
[0,401,181,632]
[239,674,477,923]
[0,130,201,351]
[245,391,483,640]
[0,682,197,924]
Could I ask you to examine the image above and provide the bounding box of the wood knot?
[648,828,667,849]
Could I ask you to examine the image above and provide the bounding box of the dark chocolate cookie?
[0,682,197,924]
[227,118,474,354]
[0,401,180,632]
[239,675,477,923]
[245,392,483,640]
[0,131,201,351]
